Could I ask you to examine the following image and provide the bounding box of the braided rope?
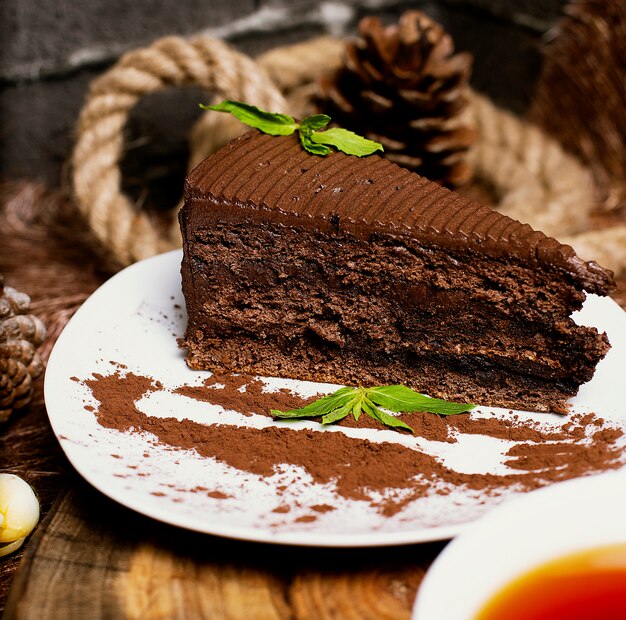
[72,36,287,266]
[465,90,595,238]
[72,34,625,275]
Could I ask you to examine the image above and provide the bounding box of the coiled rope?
[72,34,624,276]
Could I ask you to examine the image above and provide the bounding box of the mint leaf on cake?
[310,127,383,157]
[272,386,475,433]
[299,114,332,132]
[201,100,383,156]
[201,100,298,136]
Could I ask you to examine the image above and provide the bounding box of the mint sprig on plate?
[201,100,384,157]
[272,385,475,433]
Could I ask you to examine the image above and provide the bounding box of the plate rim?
[44,249,626,548]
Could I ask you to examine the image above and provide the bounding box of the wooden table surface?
[2,181,625,619]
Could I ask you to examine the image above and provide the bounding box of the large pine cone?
[318,11,477,186]
[0,276,46,423]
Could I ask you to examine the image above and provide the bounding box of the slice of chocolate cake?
[179,130,614,413]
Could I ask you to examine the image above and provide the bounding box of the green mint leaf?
[272,387,357,419]
[311,127,384,157]
[202,100,298,136]
[366,385,475,415]
[362,398,414,433]
[321,398,358,425]
[201,101,382,158]
[299,130,331,156]
[271,384,471,432]
[300,114,331,132]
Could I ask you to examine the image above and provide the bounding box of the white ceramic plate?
[44,250,626,547]
[412,472,626,619]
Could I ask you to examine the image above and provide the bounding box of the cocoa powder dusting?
[340,409,454,442]
[174,373,319,417]
[84,372,162,432]
[447,414,573,442]
[80,369,626,517]
[173,374,592,446]
[504,434,624,477]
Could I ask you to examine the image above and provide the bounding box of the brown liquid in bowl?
[476,543,626,620]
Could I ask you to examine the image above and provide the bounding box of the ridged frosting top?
[185,131,614,295]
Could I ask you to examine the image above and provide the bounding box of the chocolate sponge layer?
[179,131,614,413]
[181,221,609,413]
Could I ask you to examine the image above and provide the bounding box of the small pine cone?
[0,276,46,423]
[318,11,477,186]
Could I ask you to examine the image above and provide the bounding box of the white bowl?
[413,471,626,619]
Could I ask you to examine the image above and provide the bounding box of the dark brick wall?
[0,0,566,186]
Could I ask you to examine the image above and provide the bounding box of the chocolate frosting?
[185,131,614,295]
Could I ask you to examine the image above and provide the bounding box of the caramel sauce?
[476,543,626,620]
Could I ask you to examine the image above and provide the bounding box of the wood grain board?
[3,482,437,619]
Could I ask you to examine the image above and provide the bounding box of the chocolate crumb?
[207,490,230,499]
[295,515,318,523]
